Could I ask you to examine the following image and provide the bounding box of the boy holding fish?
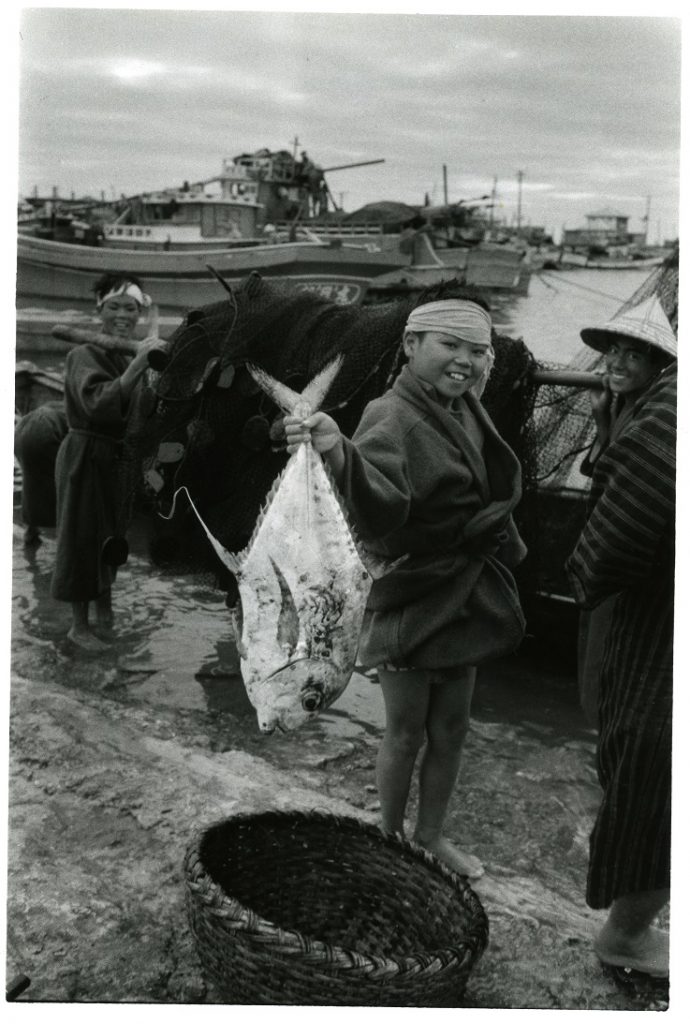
[285,293,526,879]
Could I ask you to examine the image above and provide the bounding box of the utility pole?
[443,165,448,206]
[292,136,300,161]
[489,176,497,230]
[643,194,651,246]
[516,170,524,236]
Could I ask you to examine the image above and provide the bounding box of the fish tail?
[247,354,344,417]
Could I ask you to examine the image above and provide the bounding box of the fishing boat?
[557,251,665,271]
[364,232,531,302]
[17,148,533,309]
[15,233,408,314]
[16,149,412,312]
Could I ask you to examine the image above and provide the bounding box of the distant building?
[562,208,646,251]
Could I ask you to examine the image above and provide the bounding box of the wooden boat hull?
[557,252,664,271]
[365,240,531,300]
[16,235,408,314]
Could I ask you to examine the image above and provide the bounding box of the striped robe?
[566,364,676,909]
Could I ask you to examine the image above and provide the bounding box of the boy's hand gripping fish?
[170,357,390,734]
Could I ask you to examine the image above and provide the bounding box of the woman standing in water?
[51,272,167,651]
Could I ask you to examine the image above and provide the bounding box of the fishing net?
[116,247,678,604]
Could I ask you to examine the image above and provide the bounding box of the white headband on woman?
[97,282,151,309]
[405,299,492,347]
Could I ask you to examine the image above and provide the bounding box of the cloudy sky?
[11,5,684,242]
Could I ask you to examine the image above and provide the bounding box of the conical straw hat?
[580,294,677,358]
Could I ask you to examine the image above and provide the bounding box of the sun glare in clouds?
[110,59,165,82]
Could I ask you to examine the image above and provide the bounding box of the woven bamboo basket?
[183,810,489,1006]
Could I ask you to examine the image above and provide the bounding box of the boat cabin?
[103,185,263,250]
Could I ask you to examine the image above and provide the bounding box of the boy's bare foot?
[594,923,669,978]
[67,626,111,652]
[23,525,41,546]
[96,593,113,631]
[413,835,484,880]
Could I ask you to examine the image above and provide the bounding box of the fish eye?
[301,688,324,713]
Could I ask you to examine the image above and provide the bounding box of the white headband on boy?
[97,282,151,309]
[405,299,492,347]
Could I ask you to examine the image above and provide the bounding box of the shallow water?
[12,509,593,752]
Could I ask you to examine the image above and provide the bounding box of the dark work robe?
[51,345,132,602]
[339,365,527,669]
[14,401,69,528]
[566,364,675,908]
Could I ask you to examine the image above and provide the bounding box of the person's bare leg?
[23,524,41,546]
[413,666,483,879]
[594,888,670,976]
[95,587,114,632]
[375,669,431,836]
[67,601,110,651]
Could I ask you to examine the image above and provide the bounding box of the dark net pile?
[116,248,678,602]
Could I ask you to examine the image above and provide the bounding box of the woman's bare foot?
[413,835,484,880]
[594,923,669,978]
[67,625,111,652]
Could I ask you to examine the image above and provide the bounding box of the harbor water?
[492,266,652,363]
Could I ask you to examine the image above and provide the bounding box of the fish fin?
[160,487,242,576]
[229,601,247,660]
[318,456,402,579]
[269,557,300,655]
[316,457,406,580]
[232,458,292,565]
[247,355,344,416]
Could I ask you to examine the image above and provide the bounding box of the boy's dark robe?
[339,366,527,668]
[52,345,132,602]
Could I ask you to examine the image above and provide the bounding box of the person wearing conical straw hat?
[580,293,677,472]
[575,294,678,725]
[566,293,677,980]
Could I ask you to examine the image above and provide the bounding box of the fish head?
[253,658,349,734]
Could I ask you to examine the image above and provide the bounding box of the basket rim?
[184,809,487,980]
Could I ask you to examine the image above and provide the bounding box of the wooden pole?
[531,368,603,389]
[51,325,169,370]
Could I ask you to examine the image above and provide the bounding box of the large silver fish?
[175,357,389,733]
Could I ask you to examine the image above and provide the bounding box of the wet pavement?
[6,513,672,1010]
